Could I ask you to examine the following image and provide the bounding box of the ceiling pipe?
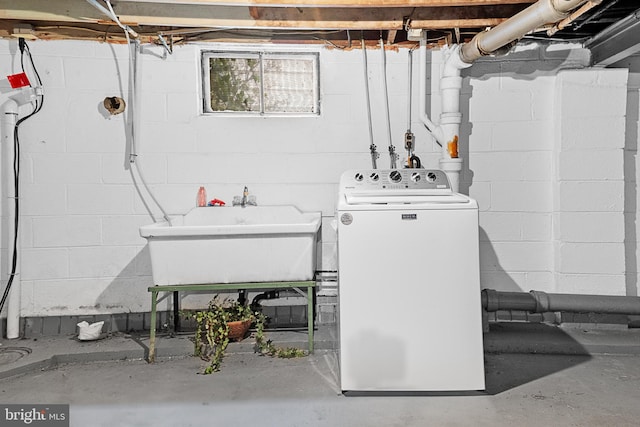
[421,0,590,192]
[460,0,590,64]
[482,289,640,316]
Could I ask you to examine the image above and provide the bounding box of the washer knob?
[369,172,379,182]
[410,172,421,183]
[355,173,364,182]
[426,172,437,182]
[389,170,402,183]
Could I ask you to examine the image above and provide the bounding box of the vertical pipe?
[2,100,20,339]
[361,39,378,169]
[379,38,397,169]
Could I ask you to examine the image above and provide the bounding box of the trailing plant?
[184,296,307,375]
[253,311,307,359]
[184,296,255,374]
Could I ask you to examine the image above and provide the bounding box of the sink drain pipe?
[482,289,640,315]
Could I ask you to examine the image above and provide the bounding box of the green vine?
[184,296,307,375]
[253,312,307,359]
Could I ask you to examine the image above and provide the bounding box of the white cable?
[118,19,172,225]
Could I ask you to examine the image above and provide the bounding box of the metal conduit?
[482,289,640,315]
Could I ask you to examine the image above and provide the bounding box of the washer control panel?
[345,169,450,191]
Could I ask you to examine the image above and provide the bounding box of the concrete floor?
[1,323,640,427]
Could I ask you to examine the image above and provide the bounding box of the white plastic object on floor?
[77,321,105,341]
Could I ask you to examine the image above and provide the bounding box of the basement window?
[202,51,320,115]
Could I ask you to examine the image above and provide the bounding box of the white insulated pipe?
[418,41,469,193]
[460,0,589,63]
[2,100,20,339]
[418,0,588,191]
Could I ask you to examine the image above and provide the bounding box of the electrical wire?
[0,39,44,314]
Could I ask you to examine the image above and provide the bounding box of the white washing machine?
[336,169,485,393]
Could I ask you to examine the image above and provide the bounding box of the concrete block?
[68,246,137,278]
[491,182,552,212]
[167,91,198,124]
[556,212,625,243]
[101,154,167,185]
[141,121,197,153]
[467,182,491,212]
[557,116,626,150]
[64,57,127,91]
[492,120,553,152]
[128,313,145,331]
[470,151,552,182]
[558,150,623,181]
[32,216,101,248]
[67,184,134,215]
[555,273,626,295]
[521,213,552,241]
[479,213,521,242]
[483,241,552,272]
[555,69,628,118]
[466,122,493,152]
[558,181,624,212]
[23,317,43,337]
[60,316,80,335]
[468,89,532,123]
[42,316,61,336]
[31,153,102,184]
[139,92,168,123]
[110,313,129,332]
[558,243,625,275]
[524,272,554,291]
[21,249,69,281]
[102,215,153,246]
[66,101,131,154]
[20,184,67,216]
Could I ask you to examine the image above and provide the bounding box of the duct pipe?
[482,289,640,315]
[460,0,589,63]
[2,99,20,339]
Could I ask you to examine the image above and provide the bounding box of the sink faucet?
[232,186,257,207]
[242,186,249,207]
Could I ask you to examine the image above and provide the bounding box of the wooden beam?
[0,0,529,31]
[122,0,536,7]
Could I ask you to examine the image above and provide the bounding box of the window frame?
[201,49,320,117]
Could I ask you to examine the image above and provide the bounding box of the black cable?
[0,39,44,314]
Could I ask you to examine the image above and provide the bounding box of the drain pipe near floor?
[482,289,640,316]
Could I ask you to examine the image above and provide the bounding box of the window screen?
[202,51,320,115]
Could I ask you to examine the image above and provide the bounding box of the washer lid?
[344,191,470,205]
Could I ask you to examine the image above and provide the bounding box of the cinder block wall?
[0,39,634,321]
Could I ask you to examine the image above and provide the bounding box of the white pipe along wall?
[1,99,19,339]
[1,86,39,339]
[420,0,589,192]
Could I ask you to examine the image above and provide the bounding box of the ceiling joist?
[0,0,531,30]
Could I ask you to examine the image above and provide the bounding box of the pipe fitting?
[439,112,462,125]
[530,290,550,313]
